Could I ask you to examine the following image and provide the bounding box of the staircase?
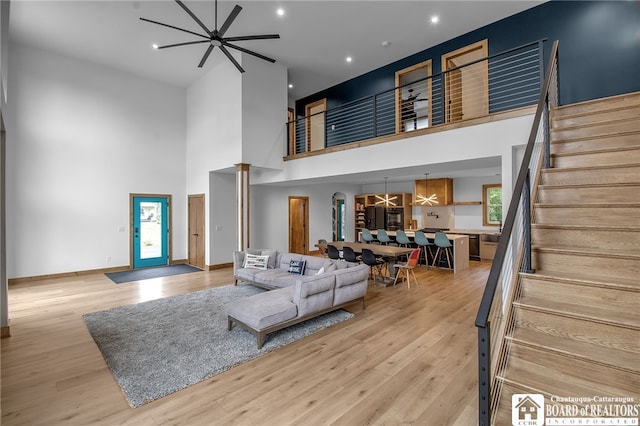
[493,92,640,424]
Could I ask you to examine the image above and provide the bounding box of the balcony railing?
[287,39,547,156]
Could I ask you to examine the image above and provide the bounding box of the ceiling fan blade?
[157,40,210,50]
[219,45,245,73]
[223,41,276,63]
[139,17,209,39]
[175,0,212,36]
[198,44,215,68]
[223,34,280,42]
[218,5,242,36]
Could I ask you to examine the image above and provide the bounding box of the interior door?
[289,196,309,254]
[305,99,326,152]
[442,40,488,123]
[132,195,170,269]
[188,194,205,269]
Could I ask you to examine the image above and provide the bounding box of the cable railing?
[474,40,559,426]
[287,39,547,156]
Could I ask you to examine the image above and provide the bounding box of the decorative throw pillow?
[243,254,269,270]
[261,249,278,269]
[288,260,306,275]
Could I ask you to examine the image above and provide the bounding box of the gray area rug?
[105,264,202,284]
[83,284,354,407]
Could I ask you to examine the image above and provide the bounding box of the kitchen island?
[368,230,469,272]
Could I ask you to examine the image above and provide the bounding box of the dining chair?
[392,248,421,288]
[342,246,361,263]
[361,248,386,282]
[432,231,453,271]
[414,230,435,267]
[327,244,341,260]
[376,229,392,245]
[361,228,377,244]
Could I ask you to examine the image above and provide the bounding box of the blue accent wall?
[295,1,640,115]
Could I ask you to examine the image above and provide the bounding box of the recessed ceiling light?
[382,41,391,47]
[430,15,439,24]
[152,43,159,50]
[346,56,353,63]
[288,83,293,89]
[276,8,285,17]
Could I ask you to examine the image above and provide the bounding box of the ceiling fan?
[140,0,280,73]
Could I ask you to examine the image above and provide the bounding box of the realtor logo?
[512,393,545,426]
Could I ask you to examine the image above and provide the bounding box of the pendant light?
[375,177,397,206]
[417,173,439,205]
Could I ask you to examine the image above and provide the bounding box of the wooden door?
[289,196,309,254]
[442,39,488,123]
[188,194,205,269]
[305,99,326,152]
[446,66,463,122]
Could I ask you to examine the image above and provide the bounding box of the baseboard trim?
[9,259,192,285]
[208,262,233,271]
[1,325,11,338]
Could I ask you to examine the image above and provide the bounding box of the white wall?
[251,182,362,253]
[240,54,288,169]
[6,43,186,278]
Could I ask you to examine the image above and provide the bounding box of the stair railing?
[475,40,559,426]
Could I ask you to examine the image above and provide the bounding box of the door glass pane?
[140,201,162,259]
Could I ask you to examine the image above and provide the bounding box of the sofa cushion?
[253,269,299,288]
[333,264,369,306]
[302,256,334,275]
[225,287,297,330]
[235,267,265,283]
[293,274,336,317]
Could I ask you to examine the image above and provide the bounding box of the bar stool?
[361,228,377,244]
[414,230,435,267]
[376,229,392,245]
[395,230,411,247]
[327,244,341,260]
[432,231,453,271]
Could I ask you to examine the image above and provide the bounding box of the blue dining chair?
[395,230,412,247]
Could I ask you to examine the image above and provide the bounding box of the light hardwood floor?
[1,261,490,425]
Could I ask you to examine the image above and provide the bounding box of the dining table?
[318,241,414,286]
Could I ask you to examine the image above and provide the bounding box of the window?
[483,184,502,226]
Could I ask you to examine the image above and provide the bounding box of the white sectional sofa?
[227,249,370,348]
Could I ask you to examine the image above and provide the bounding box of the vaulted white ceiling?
[9,1,545,101]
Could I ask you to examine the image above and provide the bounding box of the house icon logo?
[512,393,545,426]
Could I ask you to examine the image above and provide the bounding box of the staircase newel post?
[522,170,535,273]
[478,324,491,426]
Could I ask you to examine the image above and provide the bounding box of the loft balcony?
[285,39,546,160]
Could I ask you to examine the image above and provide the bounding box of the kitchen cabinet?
[414,178,454,205]
[480,233,500,261]
[354,193,412,240]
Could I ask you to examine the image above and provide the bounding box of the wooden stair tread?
[496,344,639,400]
[515,295,640,329]
[550,116,640,132]
[508,328,640,374]
[534,202,640,208]
[552,145,640,158]
[521,270,640,291]
[552,92,640,117]
[541,163,640,173]
[538,182,640,189]
[532,245,640,260]
[531,223,640,232]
